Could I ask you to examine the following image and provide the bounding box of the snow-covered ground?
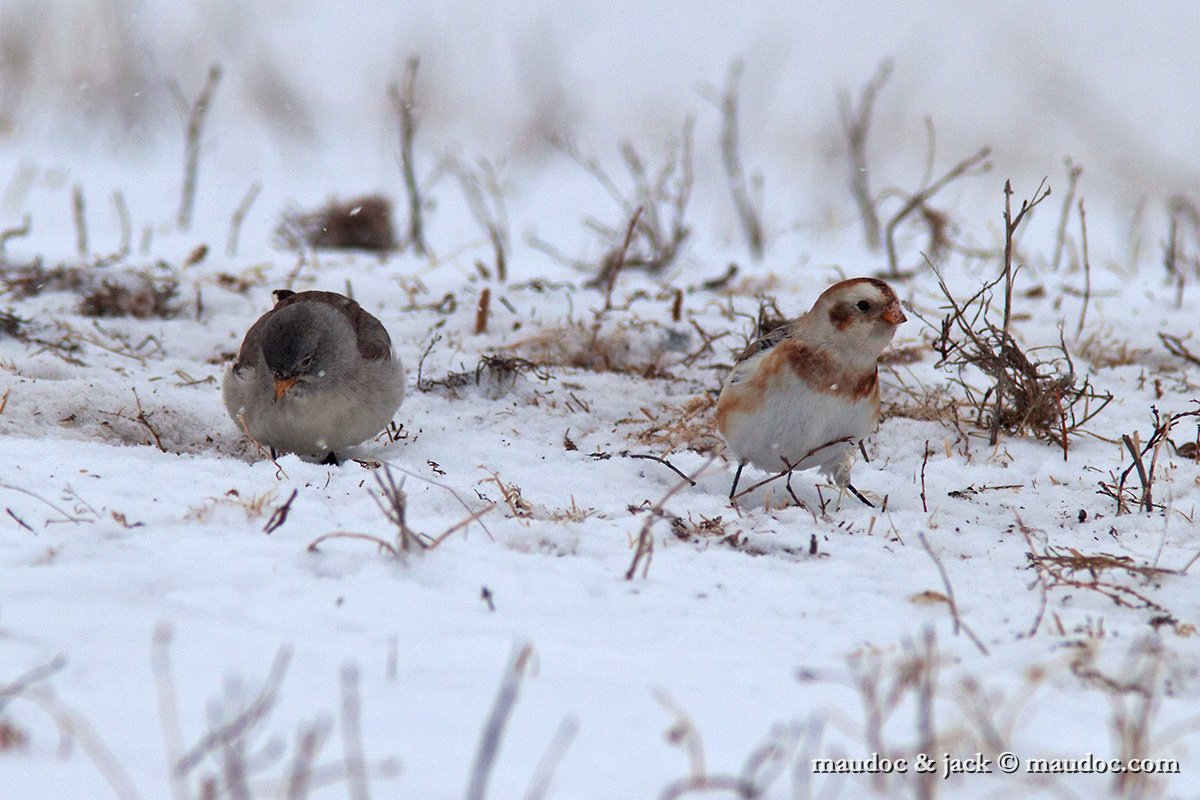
[3,2,1200,798]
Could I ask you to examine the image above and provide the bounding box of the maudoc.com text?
[811,752,1180,780]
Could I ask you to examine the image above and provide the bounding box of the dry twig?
[72,184,88,257]
[1051,159,1083,271]
[916,532,988,655]
[1159,332,1200,367]
[0,214,31,258]
[839,59,892,251]
[112,190,132,259]
[1098,405,1200,514]
[627,454,717,580]
[465,644,534,800]
[226,182,261,258]
[449,157,509,281]
[388,56,427,255]
[884,147,991,275]
[0,655,67,713]
[263,489,298,534]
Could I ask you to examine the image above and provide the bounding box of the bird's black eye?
[856,300,871,312]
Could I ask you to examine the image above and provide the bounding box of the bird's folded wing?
[725,324,791,386]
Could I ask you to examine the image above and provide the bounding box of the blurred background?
[1,0,1197,264]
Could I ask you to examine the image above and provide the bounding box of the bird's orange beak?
[273,376,298,402]
[882,303,907,325]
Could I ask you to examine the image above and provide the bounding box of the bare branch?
[884,147,991,275]
[839,59,892,251]
[72,184,88,258]
[112,190,131,259]
[0,213,31,258]
[708,60,764,260]
[916,532,989,655]
[175,65,222,231]
[227,182,261,258]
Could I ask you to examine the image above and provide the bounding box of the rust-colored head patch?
[829,304,854,331]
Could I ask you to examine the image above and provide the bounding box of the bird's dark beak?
[273,376,298,402]
[882,303,907,325]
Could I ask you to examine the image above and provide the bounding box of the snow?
[2,2,1200,798]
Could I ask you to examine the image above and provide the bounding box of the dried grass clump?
[625,394,721,454]
[1075,329,1150,369]
[2,260,179,319]
[276,195,396,252]
[508,319,678,379]
[881,372,966,426]
[0,261,89,299]
[79,272,179,318]
[416,344,552,398]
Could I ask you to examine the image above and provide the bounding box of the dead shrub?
[416,343,552,398]
[535,118,693,284]
[931,181,1111,457]
[276,195,396,252]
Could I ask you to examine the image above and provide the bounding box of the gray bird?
[223,289,405,464]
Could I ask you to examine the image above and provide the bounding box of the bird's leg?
[320,452,341,467]
[269,447,278,461]
[845,483,875,508]
[729,462,746,500]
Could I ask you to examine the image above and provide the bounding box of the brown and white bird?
[716,277,906,502]
[223,290,405,464]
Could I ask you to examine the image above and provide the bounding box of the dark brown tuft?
[276,195,396,252]
[79,275,179,319]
